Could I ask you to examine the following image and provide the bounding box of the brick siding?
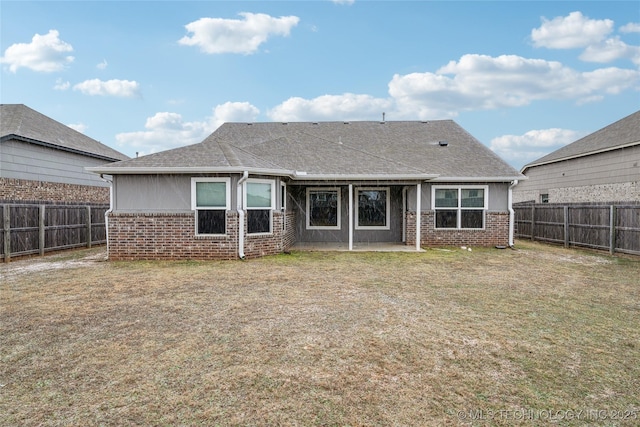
[0,178,109,204]
[406,210,510,247]
[107,210,295,261]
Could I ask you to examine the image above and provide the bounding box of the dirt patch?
[1,247,107,281]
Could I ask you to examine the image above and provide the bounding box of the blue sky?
[1,1,639,170]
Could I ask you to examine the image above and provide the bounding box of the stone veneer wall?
[107,210,293,261]
[513,181,640,204]
[406,211,510,247]
[0,178,109,204]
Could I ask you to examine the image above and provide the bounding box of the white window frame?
[431,185,489,230]
[244,178,276,235]
[306,187,341,230]
[191,177,231,235]
[355,187,391,230]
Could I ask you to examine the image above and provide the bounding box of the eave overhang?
[520,140,640,174]
[431,175,526,182]
[2,134,126,163]
[85,165,440,181]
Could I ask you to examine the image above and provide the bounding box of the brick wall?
[107,211,238,260]
[0,178,109,204]
[107,210,295,261]
[406,210,510,247]
[243,211,286,258]
[283,211,297,251]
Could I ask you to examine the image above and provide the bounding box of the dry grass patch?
[1,241,639,426]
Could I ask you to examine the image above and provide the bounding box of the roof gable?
[1,104,129,161]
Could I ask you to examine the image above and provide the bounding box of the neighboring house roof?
[522,110,640,173]
[88,120,522,181]
[1,104,129,162]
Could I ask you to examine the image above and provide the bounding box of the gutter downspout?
[415,182,421,251]
[237,171,249,259]
[508,180,518,248]
[100,174,113,259]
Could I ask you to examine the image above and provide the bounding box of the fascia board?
[4,134,124,162]
[520,140,640,173]
[290,173,439,181]
[86,166,440,181]
[431,176,527,182]
[85,166,298,177]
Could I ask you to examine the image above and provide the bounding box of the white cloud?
[67,123,88,134]
[620,22,640,33]
[580,37,640,65]
[0,29,74,73]
[268,93,393,122]
[115,102,259,155]
[178,12,299,54]
[388,54,640,115]
[489,128,585,168]
[212,101,260,127]
[331,0,355,5]
[531,11,613,49]
[53,78,70,91]
[73,79,141,98]
[96,59,108,70]
[530,13,640,66]
[266,53,639,124]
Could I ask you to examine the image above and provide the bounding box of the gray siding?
[113,174,286,213]
[514,145,640,203]
[289,185,404,243]
[406,182,510,211]
[1,139,111,187]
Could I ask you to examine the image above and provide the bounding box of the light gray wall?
[289,185,404,243]
[1,139,112,186]
[406,182,510,211]
[112,174,286,213]
[514,145,640,203]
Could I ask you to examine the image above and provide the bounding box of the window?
[306,188,341,229]
[245,179,275,234]
[191,178,230,235]
[433,186,488,229]
[356,187,390,229]
[540,193,549,203]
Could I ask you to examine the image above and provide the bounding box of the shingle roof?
[1,104,129,161]
[523,110,640,171]
[89,120,522,181]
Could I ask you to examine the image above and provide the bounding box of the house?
[87,120,524,260]
[1,104,129,204]
[514,110,640,204]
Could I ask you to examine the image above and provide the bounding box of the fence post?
[609,205,616,256]
[86,206,92,248]
[39,205,46,256]
[3,205,10,263]
[530,205,536,241]
[564,205,569,248]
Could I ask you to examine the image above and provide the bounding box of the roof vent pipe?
[382,112,385,122]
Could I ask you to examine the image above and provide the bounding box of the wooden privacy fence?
[1,203,109,262]
[514,202,640,256]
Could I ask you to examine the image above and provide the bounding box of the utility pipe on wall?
[237,171,249,259]
[100,174,113,259]
[508,180,518,247]
[416,182,421,251]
